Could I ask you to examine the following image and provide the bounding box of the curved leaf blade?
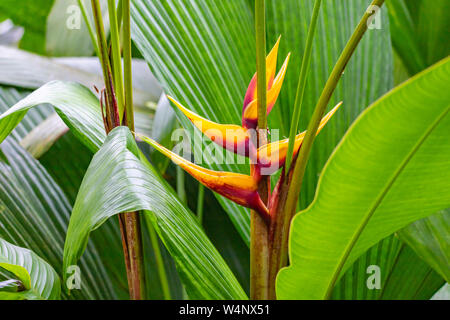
[0,80,106,151]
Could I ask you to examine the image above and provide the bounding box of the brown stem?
[123,212,145,299]
[92,0,146,299]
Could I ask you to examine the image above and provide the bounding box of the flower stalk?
[284,0,322,173]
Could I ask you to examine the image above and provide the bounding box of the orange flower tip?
[138,132,267,212]
[256,101,342,170]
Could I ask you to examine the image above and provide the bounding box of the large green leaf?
[0,238,60,300]
[63,126,247,299]
[0,81,191,299]
[277,58,450,299]
[0,138,126,299]
[0,83,128,299]
[130,0,393,244]
[398,209,450,282]
[387,0,450,76]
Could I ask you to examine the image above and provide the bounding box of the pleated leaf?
[277,58,450,299]
[0,237,60,300]
[0,80,106,151]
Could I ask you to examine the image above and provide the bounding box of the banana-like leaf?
[277,58,450,299]
[63,126,247,300]
[0,237,60,300]
[332,235,445,299]
[130,0,393,244]
[0,81,194,299]
[398,209,450,282]
[0,85,130,299]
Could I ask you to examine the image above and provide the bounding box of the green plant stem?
[92,0,146,300]
[147,221,171,300]
[122,0,134,130]
[285,0,322,173]
[77,0,99,55]
[255,0,267,134]
[176,166,187,204]
[268,0,322,299]
[107,0,125,119]
[251,0,269,301]
[196,184,205,224]
[275,0,386,287]
[117,0,123,29]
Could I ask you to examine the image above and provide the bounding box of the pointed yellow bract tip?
[137,132,268,217]
[257,101,343,168]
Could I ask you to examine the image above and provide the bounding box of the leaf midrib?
[325,103,450,299]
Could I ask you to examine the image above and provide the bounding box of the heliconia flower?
[152,36,341,223]
[242,37,291,129]
[257,102,343,173]
[137,133,270,221]
[167,96,253,157]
